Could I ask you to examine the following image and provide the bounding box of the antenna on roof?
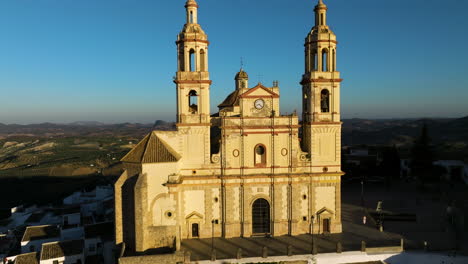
[257,74,263,84]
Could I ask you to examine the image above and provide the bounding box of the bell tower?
[301,0,342,172]
[175,0,211,125]
[174,0,211,166]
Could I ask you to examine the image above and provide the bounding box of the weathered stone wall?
[118,251,186,264]
[145,226,178,250]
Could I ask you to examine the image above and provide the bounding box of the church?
[115,0,343,254]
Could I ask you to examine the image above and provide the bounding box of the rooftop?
[14,252,39,264]
[22,225,60,243]
[121,131,180,164]
[40,239,84,260]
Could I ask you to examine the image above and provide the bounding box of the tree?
[380,145,401,188]
[410,123,436,183]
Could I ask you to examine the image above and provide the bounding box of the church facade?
[115,0,343,253]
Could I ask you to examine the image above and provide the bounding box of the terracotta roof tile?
[21,225,60,243]
[40,240,84,260]
[218,89,241,108]
[14,252,39,264]
[121,132,180,164]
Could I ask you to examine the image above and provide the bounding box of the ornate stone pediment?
[185,211,203,220]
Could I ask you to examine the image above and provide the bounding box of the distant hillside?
[342,117,468,146]
[0,122,172,138]
[341,116,468,162]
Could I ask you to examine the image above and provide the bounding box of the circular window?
[233,149,240,157]
[323,167,328,172]
[214,197,219,202]
[165,211,173,218]
[281,148,288,156]
[255,145,265,155]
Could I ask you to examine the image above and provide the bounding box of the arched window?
[254,144,266,166]
[190,11,194,23]
[321,89,330,113]
[199,49,206,71]
[322,49,328,72]
[189,90,198,114]
[189,49,196,72]
[321,14,324,25]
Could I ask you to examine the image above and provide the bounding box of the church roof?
[218,89,241,108]
[121,131,180,164]
[239,83,279,98]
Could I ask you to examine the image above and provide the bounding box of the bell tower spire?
[185,0,198,24]
[315,0,327,26]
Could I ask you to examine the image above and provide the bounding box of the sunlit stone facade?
[115,0,343,253]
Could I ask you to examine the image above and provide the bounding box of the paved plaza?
[182,202,402,261]
[182,180,468,261]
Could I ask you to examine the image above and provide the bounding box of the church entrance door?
[322,218,331,233]
[252,198,270,235]
[192,223,199,237]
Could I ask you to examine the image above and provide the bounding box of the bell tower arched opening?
[321,89,330,113]
[189,49,196,72]
[189,90,198,114]
[322,49,329,72]
[199,49,206,71]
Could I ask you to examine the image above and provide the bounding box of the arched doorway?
[252,198,270,235]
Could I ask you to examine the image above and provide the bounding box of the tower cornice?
[176,39,210,45]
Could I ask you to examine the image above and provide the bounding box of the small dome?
[185,0,198,8]
[235,70,249,79]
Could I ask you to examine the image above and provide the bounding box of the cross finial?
[240,57,244,70]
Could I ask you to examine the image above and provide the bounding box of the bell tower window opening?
[254,144,266,167]
[190,11,194,23]
[321,89,330,113]
[313,49,318,71]
[200,49,206,71]
[178,46,184,71]
[189,90,198,114]
[322,49,328,72]
[189,49,196,72]
[331,50,336,71]
[320,14,324,25]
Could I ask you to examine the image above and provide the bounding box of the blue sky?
[0,0,467,124]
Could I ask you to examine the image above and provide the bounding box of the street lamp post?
[211,219,218,258]
[211,219,215,252]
